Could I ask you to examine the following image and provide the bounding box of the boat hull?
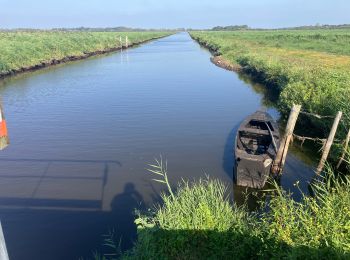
[234,111,279,188]
[235,154,272,188]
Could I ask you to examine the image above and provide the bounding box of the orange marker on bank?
[0,100,9,150]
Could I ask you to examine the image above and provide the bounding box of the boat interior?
[246,119,274,131]
[237,120,273,155]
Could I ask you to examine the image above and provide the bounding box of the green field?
[190,30,350,131]
[0,31,171,76]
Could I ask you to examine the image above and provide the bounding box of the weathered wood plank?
[316,111,342,175]
[337,128,350,169]
[272,104,301,175]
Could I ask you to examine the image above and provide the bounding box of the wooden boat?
[234,111,279,188]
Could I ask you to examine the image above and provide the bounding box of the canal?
[0,32,314,259]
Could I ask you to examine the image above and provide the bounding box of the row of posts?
[119,35,128,48]
[272,104,346,176]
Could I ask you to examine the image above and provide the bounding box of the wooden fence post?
[0,221,9,260]
[119,36,122,47]
[272,104,301,175]
[316,111,342,175]
[125,36,128,48]
[337,128,350,169]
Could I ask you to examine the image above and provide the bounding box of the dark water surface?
[0,33,314,259]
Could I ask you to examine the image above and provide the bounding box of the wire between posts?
[292,134,342,152]
[299,111,335,119]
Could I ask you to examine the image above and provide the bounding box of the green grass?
[95,159,350,259]
[189,30,350,134]
[0,31,171,75]
[203,29,350,56]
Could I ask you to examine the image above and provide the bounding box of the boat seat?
[239,128,270,136]
[239,136,270,155]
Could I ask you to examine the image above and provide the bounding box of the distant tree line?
[211,25,249,31]
[278,24,350,30]
[207,24,350,31]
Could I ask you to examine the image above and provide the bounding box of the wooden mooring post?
[337,128,350,169]
[0,221,9,260]
[125,36,128,48]
[119,36,122,47]
[272,104,301,175]
[316,111,342,175]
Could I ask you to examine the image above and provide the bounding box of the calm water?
[0,33,315,259]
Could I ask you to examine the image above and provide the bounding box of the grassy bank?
[0,31,171,77]
[95,160,350,259]
[189,30,350,133]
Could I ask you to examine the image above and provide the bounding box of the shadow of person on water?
[109,182,144,250]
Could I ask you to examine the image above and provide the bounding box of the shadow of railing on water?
[0,157,121,211]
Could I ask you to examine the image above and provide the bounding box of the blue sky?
[0,0,349,29]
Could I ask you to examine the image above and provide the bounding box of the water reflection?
[222,123,241,180]
[237,73,280,106]
[120,49,130,64]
